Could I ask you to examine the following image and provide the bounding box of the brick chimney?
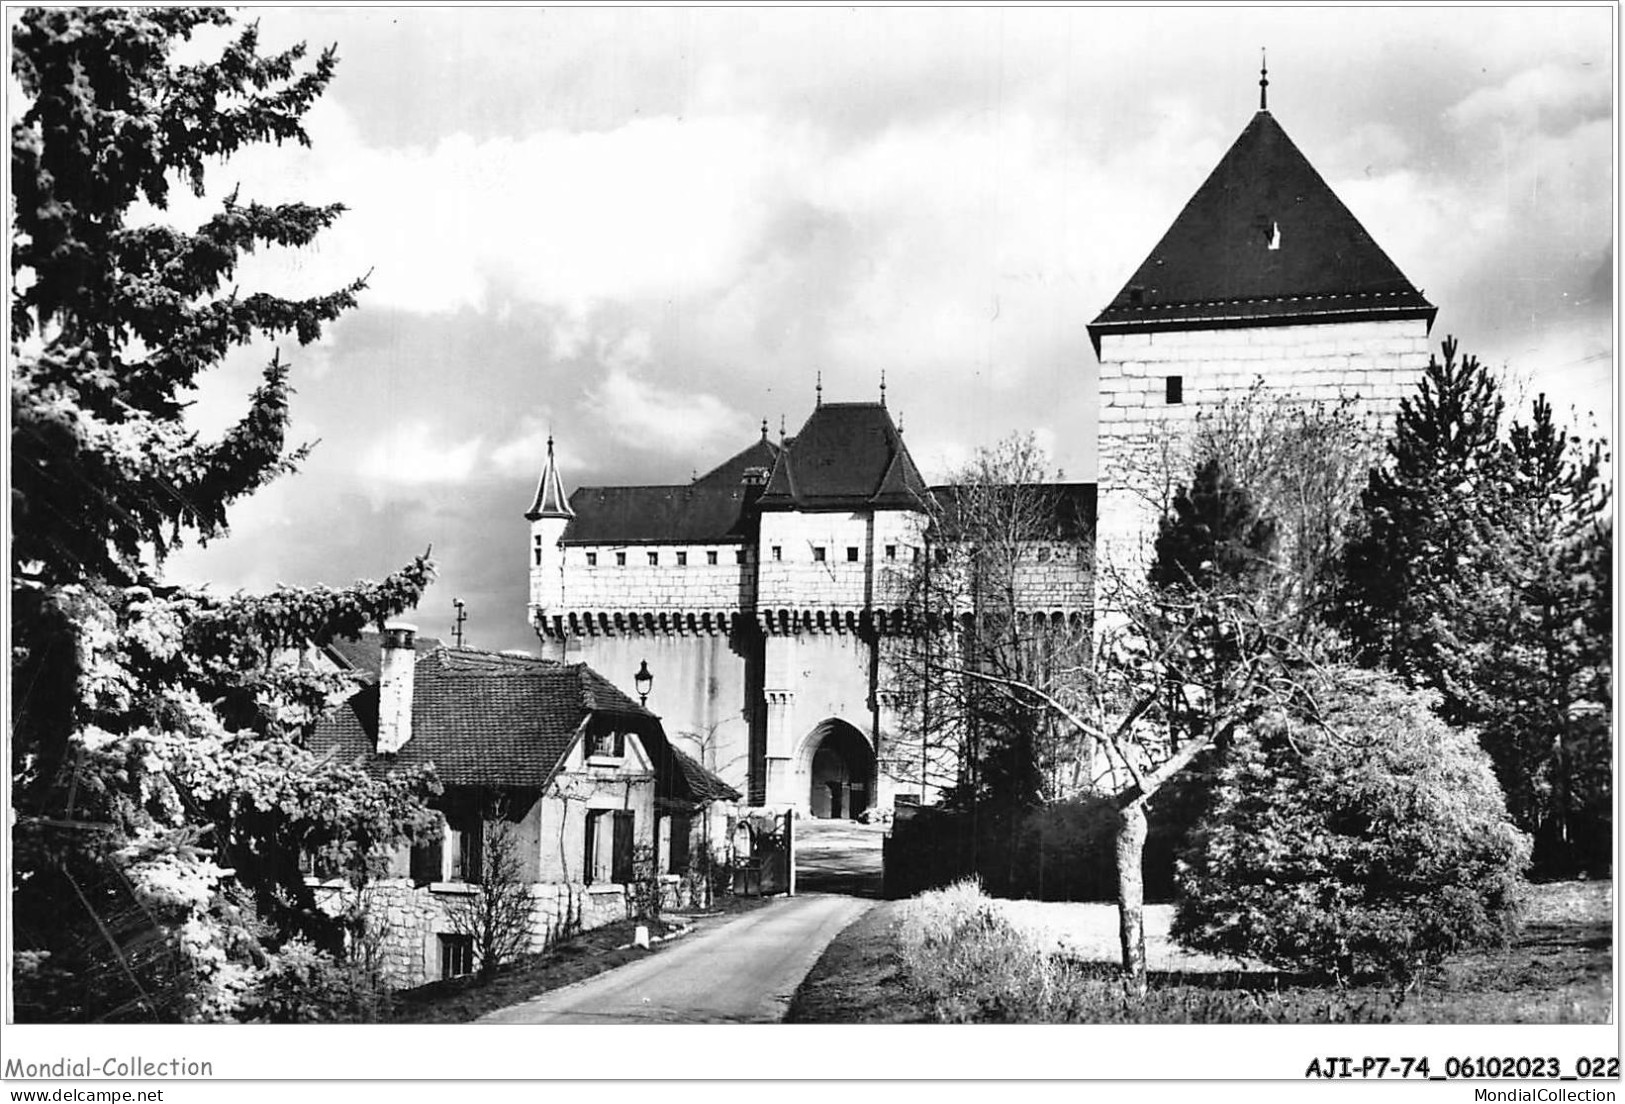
[377,622,417,756]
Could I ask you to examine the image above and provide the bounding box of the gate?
[728,810,795,897]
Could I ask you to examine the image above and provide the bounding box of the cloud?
[583,367,751,457]
[358,422,484,487]
[1446,63,1612,136]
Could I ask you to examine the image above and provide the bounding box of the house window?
[648,551,659,566]
[771,546,782,562]
[707,550,719,566]
[616,551,627,566]
[885,544,897,560]
[1166,375,1183,404]
[439,934,474,980]
[668,813,693,874]
[448,817,484,884]
[584,810,635,885]
[812,546,826,563]
[586,551,598,567]
[846,546,859,562]
[677,550,688,567]
[410,822,444,886]
[588,728,626,759]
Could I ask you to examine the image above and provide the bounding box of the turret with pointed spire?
[526,435,575,640]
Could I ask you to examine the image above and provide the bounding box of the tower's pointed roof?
[1088,109,1435,353]
[525,436,575,521]
[759,402,929,511]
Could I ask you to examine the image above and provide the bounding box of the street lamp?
[634,659,653,706]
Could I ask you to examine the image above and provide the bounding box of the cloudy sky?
[155,6,1614,655]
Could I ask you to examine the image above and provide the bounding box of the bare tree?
[443,800,536,982]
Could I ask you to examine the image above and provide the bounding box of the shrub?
[1173,667,1531,983]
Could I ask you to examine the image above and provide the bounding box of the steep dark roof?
[1089,110,1435,352]
[928,483,1096,542]
[310,648,660,789]
[525,436,575,521]
[655,745,743,813]
[758,403,929,511]
[562,438,778,545]
[324,632,444,684]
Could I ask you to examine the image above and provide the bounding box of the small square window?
[1036,547,1051,563]
[676,551,688,567]
[736,549,747,564]
[648,551,659,566]
[813,546,826,563]
[846,546,859,562]
[885,545,897,560]
[586,551,598,567]
[707,550,719,566]
[1166,375,1183,404]
[772,546,782,562]
[616,551,627,567]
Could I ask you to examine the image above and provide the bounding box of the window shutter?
[612,812,635,884]
[411,830,443,886]
[583,811,599,884]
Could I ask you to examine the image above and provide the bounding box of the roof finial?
[779,413,787,444]
[1259,47,1269,111]
[880,368,887,408]
[897,410,905,436]
[761,417,769,441]
[815,370,823,408]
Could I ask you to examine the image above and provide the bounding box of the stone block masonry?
[1095,316,1433,593]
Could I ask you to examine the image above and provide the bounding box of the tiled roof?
[323,632,444,683]
[561,438,778,545]
[759,403,929,511]
[928,483,1096,542]
[1089,110,1434,352]
[310,648,661,789]
[669,745,742,805]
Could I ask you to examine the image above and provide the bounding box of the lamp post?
[634,659,653,706]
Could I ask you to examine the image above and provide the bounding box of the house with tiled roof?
[307,625,738,987]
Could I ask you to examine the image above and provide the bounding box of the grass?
[787,878,1613,1024]
[384,894,775,1024]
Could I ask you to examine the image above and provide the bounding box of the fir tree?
[1333,336,1505,722]
[11,8,436,1022]
[1473,396,1612,872]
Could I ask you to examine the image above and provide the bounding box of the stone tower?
[525,434,574,647]
[1086,81,1436,597]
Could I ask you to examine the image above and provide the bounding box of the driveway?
[477,893,873,1024]
[794,817,886,897]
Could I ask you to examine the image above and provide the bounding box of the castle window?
[1166,375,1183,404]
[707,550,718,566]
[737,549,748,565]
[772,546,782,562]
[885,545,897,560]
[586,551,598,567]
[813,546,826,563]
[616,551,627,567]
[677,551,688,567]
[846,546,859,562]
[648,551,659,566]
[534,535,543,566]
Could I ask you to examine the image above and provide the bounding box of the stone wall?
[1095,317,1432,590]
[313,878,633,990]
[553,542,755,612]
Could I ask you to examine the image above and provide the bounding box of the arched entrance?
[802,719,875,820]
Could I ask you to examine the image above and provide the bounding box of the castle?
[526,74,1435,816]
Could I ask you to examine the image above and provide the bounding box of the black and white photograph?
[4,2,1616,1092]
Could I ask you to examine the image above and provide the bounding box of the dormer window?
[589,729,626,759]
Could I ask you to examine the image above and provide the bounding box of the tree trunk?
[1115,802,1148,997]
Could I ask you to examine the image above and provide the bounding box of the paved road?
[794,817,886,897]
[478,892,873,1024]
